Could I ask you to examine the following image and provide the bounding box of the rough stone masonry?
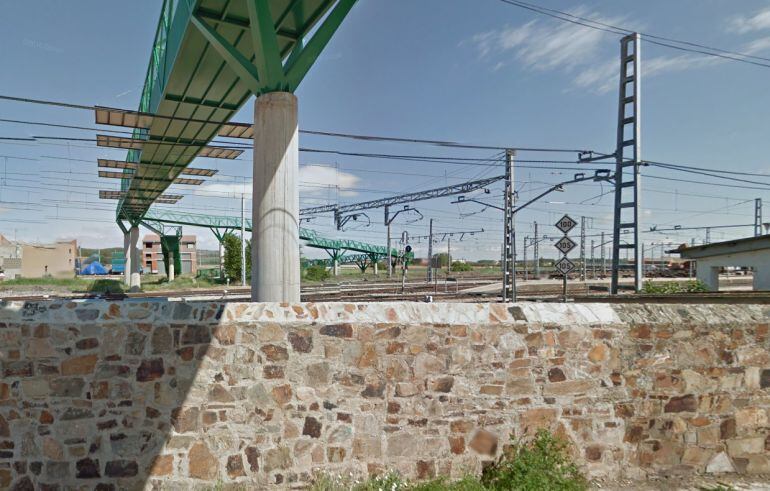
[0,300,769,489]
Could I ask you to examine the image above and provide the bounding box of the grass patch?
[0,275,223,295]
[304,264,331,282]
[311,430,586,491]
[642,280,708,294]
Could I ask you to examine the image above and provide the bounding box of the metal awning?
[95,108,255,140]
[218,122,253,139]
[99,190,183,204]
[96,134,144,151]
[94,106,154,129]
[98,170,203,186]
[97,159,217,176]
[96,135,243,159]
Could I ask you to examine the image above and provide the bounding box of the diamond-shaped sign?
[555,214,578,234]
[554,237,577,255]
[553,257,576,275]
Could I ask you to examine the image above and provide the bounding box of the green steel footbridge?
[93,0,362,290]
[96,0,357,228]
[141,209,396,271]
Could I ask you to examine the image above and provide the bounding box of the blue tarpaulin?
[80,261,108,275]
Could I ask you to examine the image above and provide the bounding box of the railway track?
[0,275,763,304]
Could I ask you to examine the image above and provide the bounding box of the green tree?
[222,233,251,282]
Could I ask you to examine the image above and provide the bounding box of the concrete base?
[168,254,175,282]
[696,253,770,291]
[251,92,300,302]
[129,226,141,291]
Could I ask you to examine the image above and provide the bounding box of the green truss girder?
[314,253,377,268]
[191,0,357,97]
[142,209,396,257]
[117,0,357,223]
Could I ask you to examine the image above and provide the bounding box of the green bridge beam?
[142,209,396,257]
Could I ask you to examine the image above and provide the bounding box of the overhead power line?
[0,94,592,153]
[496,0,770,69]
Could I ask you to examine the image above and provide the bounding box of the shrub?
[450,261,473,272]
[310,430,585,491]
[481,429,587,491]
[642,280,708,294]
[304,264,330,282]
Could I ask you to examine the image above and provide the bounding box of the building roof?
[672,235,770,259]
[143,234,197,243]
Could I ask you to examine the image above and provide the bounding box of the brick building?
[142,234,198,275]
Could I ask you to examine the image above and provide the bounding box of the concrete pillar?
[333,259,339,277]
[218,240,225,280]
[373,260,378,276]
[123,232,131,287]
[696,261,719,292]
[251,92,300,302]
[129,226,141,291]
[753,265,770,291]
[168,252,175,282]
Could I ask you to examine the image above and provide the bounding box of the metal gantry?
[301,175,506,218]
[502,149,516,302]
[611,32,643,294]
[579,216,586,281]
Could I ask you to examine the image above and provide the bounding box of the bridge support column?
[168,251,175,282]
[252,92,300,302]
[129,226,141,291]
[123,232,131,287]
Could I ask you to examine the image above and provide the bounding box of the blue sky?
[1,0,770,261]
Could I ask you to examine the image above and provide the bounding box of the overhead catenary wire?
[495,0,770,69]
[0,94,594,153]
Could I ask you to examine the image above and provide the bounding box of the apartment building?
[142,234,198,275]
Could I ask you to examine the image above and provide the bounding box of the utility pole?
[611,32,642,294]
[689,238,695,278]
[755,198,763,237]
[533,221,539,279]
[705,228,711,244]
[523,237,529,281]
[502,149,516,302]
[590,239,595,279]
[579,216,586,281]
[426,218,434,282]
[386,206,392,278]
[241,194,246,287]
[447,236,452,274]
[601,231,606,277]
[385,205,421,279]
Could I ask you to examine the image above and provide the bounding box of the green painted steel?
[117,0,358,223]
[142,209,395,257]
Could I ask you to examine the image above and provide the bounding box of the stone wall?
[0,300,769,489]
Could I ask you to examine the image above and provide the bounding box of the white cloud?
[196,165,361,198]
[466,5,761,95]
[728,7,770,34]
[298,165,361,197]
[742,35,770,53]
[468,8,619,72]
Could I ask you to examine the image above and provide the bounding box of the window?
[186,243,194,249]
